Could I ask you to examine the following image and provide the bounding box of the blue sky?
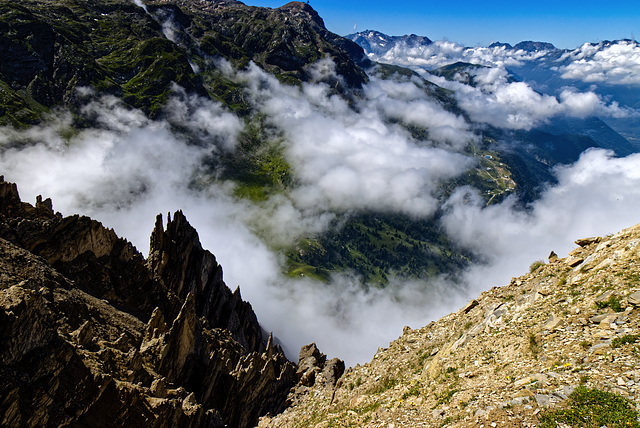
[245,0,640,49]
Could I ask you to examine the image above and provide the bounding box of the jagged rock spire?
[0,179,297,428]
[147,210,265,353]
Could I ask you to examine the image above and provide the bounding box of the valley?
[1,0,640,426]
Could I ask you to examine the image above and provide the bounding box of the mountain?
[0,0,369,126]
[348,30,640,107]
[346,30,432,57]
[2,0,636,288]
[0,177,314,427]
[261,225,640,427]
[349,31,639,202]
[512,40,557,51]
[348,31,556,57]
[2,3,640,427]
[348,31,554,57]
[488,41,513,49]
[349,31,640,148]
[432,62,493,87]
[4,180,640,427]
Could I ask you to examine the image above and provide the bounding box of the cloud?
[2,57,640,368]
[441,148,640,294]
[362,37,640,88]
[359,37,639,129]
[560,40,640,85]
[260,272,469,363]
[233,61,475,218]
[362,77,477,150]
[0,63,480,366]
[369,40,552,71]
[162,85,243,152]
[424,67,637,130]
[363,37,640,91]
[557,89,633,118]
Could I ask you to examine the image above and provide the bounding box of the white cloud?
[560,41,640,85]
[424,66,636,130]
[2,56,640,368]
[441,148,640,295]
[0,62,481,366]
[233,62,476,218]
[163,85,243,152]
[363,77,477,150]
[359,37,640,129]
[364,37,640,89]
[370,40,552,71]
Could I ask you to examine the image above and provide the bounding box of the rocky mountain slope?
[260,224,640,427]
[0,0,368,125]
[4,180,640,428]
[0,177,325,427]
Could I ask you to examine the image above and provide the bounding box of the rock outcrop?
[296,343,345,389]
[0,177,299,427]
[148,211,264,353]
[260,222,640,427]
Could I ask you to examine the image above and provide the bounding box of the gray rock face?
[296,343,344,388]
[0,178,296,428]
[575,237,601,247]
[322,358,346,388]
[297,343,326,386]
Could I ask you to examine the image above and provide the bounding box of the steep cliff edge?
[261,226,640,427]
[0,177,302,428]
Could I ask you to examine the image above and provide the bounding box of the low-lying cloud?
[442,148,640,292]
[360,37,640,129]
[559,40,640,86]
[370,40,550,70]
[363,37,640,89]
[2,56,640,367]
[231,62,475,218]
[424,66,636,130]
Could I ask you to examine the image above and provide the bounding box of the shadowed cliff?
[0,176,314,427]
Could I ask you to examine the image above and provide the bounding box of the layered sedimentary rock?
[0,177,303,427]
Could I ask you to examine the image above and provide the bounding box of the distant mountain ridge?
[347,30,557,57]
[346,30,432,56]
[488,41,557,51]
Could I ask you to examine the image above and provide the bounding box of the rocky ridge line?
[0,177,333,428]
[260,224,640,427]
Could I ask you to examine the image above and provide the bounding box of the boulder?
[575,237,601,247]
[296,343,344,388]
[322,358,346,388]
[628,291,640,306]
